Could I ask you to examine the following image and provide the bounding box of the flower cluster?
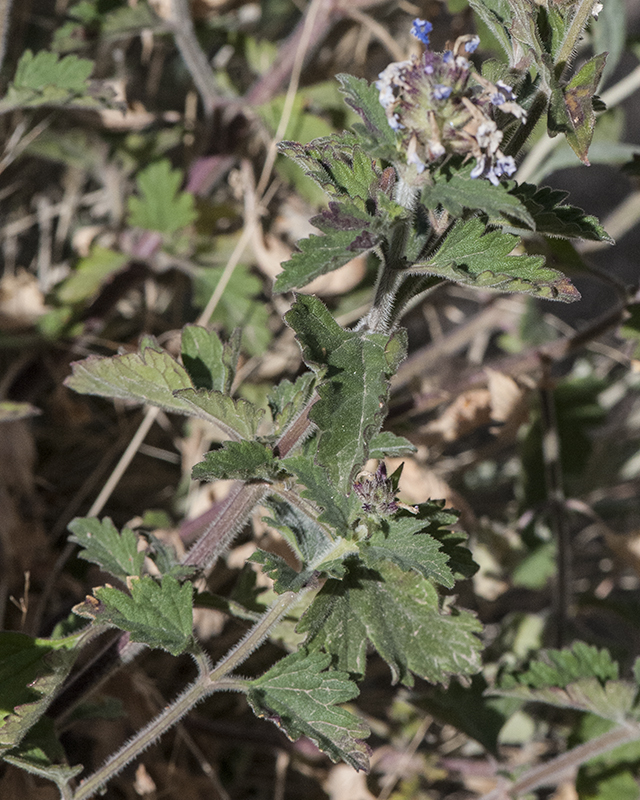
[376,19,526,185]
[353,463,400,517]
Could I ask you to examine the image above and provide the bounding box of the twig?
[168,0,218,113]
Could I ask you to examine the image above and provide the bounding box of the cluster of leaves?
[5,0,640,798]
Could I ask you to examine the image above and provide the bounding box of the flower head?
[376,20,526,182]
[353,463,399,516]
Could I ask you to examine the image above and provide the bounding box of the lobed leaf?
[285,295,406,492]
[175,388,264,440]
[68,517,145,582]
[413,218,580,301]
[192,441,277,482]
[281,455,350,533]
[246,650,371,772]
[127,159,197,234]
[300,560,482,686]
[74,576,194,657]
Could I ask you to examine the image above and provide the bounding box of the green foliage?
[412,218,580,301]
[286,295,406,491]
[74,576,195,657]
[68,517,145,582]
[246,650,371,771]
[127,160,198,234]
[192,440,277,481]
[57,247,129,304]
[300,559,482,686]
[0,632,84,754]
[180,325,226,391]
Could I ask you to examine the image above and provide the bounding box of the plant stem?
[556,0,599,76]
[72,589,311,800]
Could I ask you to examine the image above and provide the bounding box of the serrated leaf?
[74,576,194,656]
[278,132,362,195]
[421,165,534,227]
[262,497,335,567]
[414,218,580,301]
[358,512,456,588]
[281,455,350,532]
[501,642,619,689]
[0,631,83,754]
[0,49,99,111]
[509,183,613,242]
[127,159,197,234]
[246,650,370,771]
[268,373,316,435]
[548,54,607,164]
[249,549,311,593]
[175,387,264,440]
[274,229,379,293]
[192,440,277,481]
[367,431,417,459]
[285,295,406,492]
[68,516,145,581]
[336,74,398,156]
[300,560,482,686]
[180,325,226,391]
[57,246,129,304]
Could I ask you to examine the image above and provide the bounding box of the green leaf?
[367,431,416,459]
[300,560,482,686]
[0,401,41,422]
[281,455,350,532]
[74,576,194,657]
[68,516,145,581]
[267,373,315,435]
[127,159,197,234]
[248,549,310,593]
[548,54,607,164]
[414,218,580,301]
[358,512,456,589]
[57,246,129,304]
[495,643,636,723]
[192,441,277,481]
[285,295,406,492]
[508,183,614,242]
[246,650,370,771]
[175,388,264,440]
[421,164,534,228]
[336,74,398,157]
[0,631,84,754]
[261,497,335,567]
[274,229,378,293]
[180,325,226,391]
[0,49,96,111]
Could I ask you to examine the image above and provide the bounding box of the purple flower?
[433,84,452,100]
[465,35,480,53]
[411,18,433,46]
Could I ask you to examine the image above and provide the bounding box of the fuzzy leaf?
[300,560,482,685]
[262,497,336,567]
[175,388,264,440]
[414,217,580,301]
[421,165,534,227]
[358,512,456,589]
[336,74,398,157]
[248,550,310,593]
[267,373,316,435]
[192,441,277,481]
[367,431,417,459]
[0,632,83,754]
[274,229,379,293]
[500,642,619,689]
[548,54,607,164]
[285,295,406,492]
[246,650,370,771]
[74,576,194,657]
[180,325,226,391]
[509,183,614,242]
[278,133,363,195]
[68,517,144,581]
[127,159,197,234]
[281,455,350,533]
